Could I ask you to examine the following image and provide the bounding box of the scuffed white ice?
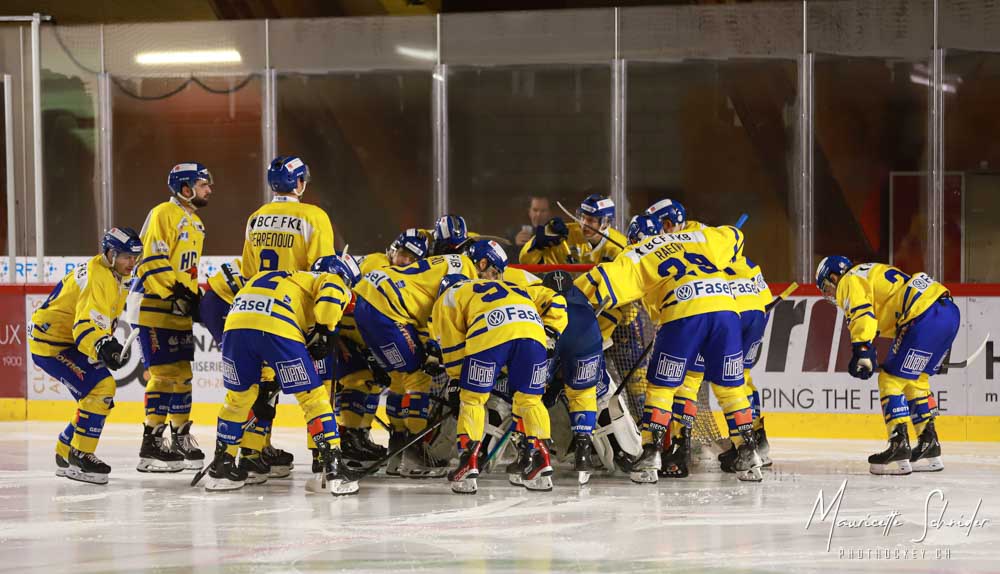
[0,422,998,573]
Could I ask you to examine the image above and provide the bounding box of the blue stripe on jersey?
[468,314,485,329]
[903,290,923,318]
[852,311,876,322]
[321,282,346,294]
[599,311,619,324]
[586,275,603,305]
[549,302,566,310]
[74,327,96,346]
[140,266,172,285]
[467,325,489,341]
[140,306,175,314]
[31,334,72,347]
[316,296,344,307]
[375,285,405,318]
[269,311,303,335]
[660,289,675,304]
[139,255,169,267]
[850,303,872,314]
[596,266,618,307]
[384,279,412,317]
[73,319,91,328]
[902,286,914,311]
[442,341,466,354]
[273,299,295,314]
[444,358,464,369]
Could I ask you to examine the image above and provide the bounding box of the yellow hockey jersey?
[225,270,351,343]
[241,196,335,276]
[574,227,739,326]
[131,197,206,330]
[429,279,548,379]
[206,260,247,306]
[359,252,391,276]
[353,254,479,334]
[503,267,568,335]
[30,254,128,359]
[338,251,394,347]
[519,222,627,265]
[835,263,950,342]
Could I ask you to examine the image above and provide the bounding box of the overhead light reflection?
[135,50,243,66]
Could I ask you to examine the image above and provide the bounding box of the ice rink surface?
[0,422,997,574]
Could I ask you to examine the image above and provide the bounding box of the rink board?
[1,270,998,440]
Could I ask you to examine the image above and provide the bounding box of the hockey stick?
[119,327,141,361]
[482,417,517,468]
[359,405,454,477]
[735,213,749,229]
[190,388,281,487]
[943,331,991,369]
[764,282,799,313]
[556,201,626,250]
[611,340,656,400]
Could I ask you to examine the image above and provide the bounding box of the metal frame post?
[262,19,276,203]
[432,14,448,218]
[797,0,815,284]
[610,7,627,230]
[98,24,113,240]
[4,74,15,282]
[31,12,43,279]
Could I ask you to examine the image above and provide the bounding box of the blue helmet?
[389,228,429,260]
[626,214,663,245]
[267,155,310,194]
[312,253,362,288]
[646,198,687,227]
[433,215,468,247]
[815,255,853,291]
[167,162,212,196]
[439,273,470,296]
[102,227,142,258]
[465,239,508,274]
[578,194,615,222]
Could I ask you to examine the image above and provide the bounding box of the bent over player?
[816,256,959,475]
[30,228,142,484]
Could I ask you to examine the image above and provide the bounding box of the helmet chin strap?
[291,181,307,197]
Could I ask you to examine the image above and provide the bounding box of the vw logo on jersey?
[487,309,506,327]
[676,284,695,301]
[911,273,932,290]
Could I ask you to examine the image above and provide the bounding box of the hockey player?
[431,275,554,494]
[207,254,362,494]
[130,163,213,472]
[645,198,691,233]
[575,225,764,483]
[353,249,479,477]
[236,155,336,481]
[816,256,958,475]
[519,194,626,265]
[424,214,475,256]
[30,228,143,484]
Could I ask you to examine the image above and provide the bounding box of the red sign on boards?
[0,290,26,398]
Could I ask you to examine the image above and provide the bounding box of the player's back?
[838,262,948,339]
[241,198,334,276]
[725,255,772,314]
[225,270,349,343]
[354,253,477,328]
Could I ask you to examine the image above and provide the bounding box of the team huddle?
[28,155,960,495]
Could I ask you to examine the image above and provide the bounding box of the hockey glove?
[544,325,560,358]
[446,379,462,414]
[306,330,331,361]
[848,342,877,380]
[531,217,569,250]
[95,336,126,370]
[422,340,445,377]
[170,282,200,319]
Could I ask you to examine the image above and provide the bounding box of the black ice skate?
[55,453,69,478]
[262,444,294,478]
[521,438,554,492]
[399,433,448,479]
[66,448,110,485]
[734,429,764,482]
[385,431,407,476]
[170,421,205,470]
[660,426,691,479]
[340,428,383,463]
[868,423,913,475]
[357,428,387,459]
[755,418,772,468]
[718,444,737,473]
[137,424,186,473]
[238,448,270,485]
[910,421,943,472]
[305,448,325,493]
[448,441,481,494]
[315,440,360,496]
[572,434,595,486]
[630,427,665,484]
[204,443,247,491]
[506,434,528,486]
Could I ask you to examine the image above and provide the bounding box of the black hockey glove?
[95,336,126,370]
[422,340,446,377]
[544,325,560,358]
[170,282,200,319]
[306,330,331,361]
[531,217,569,250]
[848,342,877,380]
[446,379,461,415]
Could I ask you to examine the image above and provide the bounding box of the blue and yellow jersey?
[224,270,351,344]
[353,254,479,333]
[338,251,394,347]
[30,254,128,359]
[430,279,548,380]
[206,259,247,306]
[241,196,335,276]
[131,197,205,330]
[359,252,391,276]
[835,263,950,342]
[503,267,568,335]
[574,227,740,326]
[519,222,627,266]
[725,255,772,314]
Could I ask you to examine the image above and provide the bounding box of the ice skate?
[356,427,387,459]
[521,439,554,492]
[868,423,913,475]
[448,441,481,494]
[340,427,383,463]
[384,431,406,476]
[507,435,528,486]
[910,420,943,472]
[137,424,186,473]
[630,428,664,484]
[204,443,247,491]
[55,453,69,478]
[169,421,205,470]
[238,448,270,485]
[734,429,763,482]
[754,419,772,468]
[659,426,691,479]
[261,445,294,478]
[398,434,448,479]
[66,448,110,485]
[572,434,595,486]
[315,441,360,497]
[718,444,737,473]
[305,448,326,493]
